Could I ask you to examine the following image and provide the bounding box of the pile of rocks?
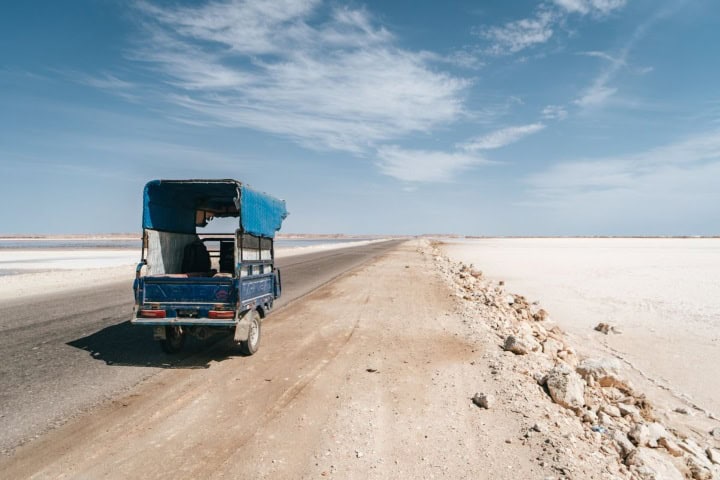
[428,241,720,480]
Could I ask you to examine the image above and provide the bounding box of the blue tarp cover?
[142,179,287,238]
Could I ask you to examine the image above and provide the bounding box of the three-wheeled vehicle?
[131,179,287,355]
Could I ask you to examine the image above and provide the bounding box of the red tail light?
[208,310,235,319]
[139,309,166,318]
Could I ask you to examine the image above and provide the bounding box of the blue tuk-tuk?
[131,179,288,354]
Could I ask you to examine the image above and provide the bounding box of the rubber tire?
[161,325,186,354]
[239,310,261,356]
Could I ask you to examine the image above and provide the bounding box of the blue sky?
[2,0,719,235]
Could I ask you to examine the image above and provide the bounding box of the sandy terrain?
[0,240,590,479]
[3,239,720,479]
[431,242,720,479]
[0,241,401,459]
[441,238,720,419]
[0,239,386,302]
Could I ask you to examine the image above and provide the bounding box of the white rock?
[542,338,563,356]
[686,455,713,480]
[625,447,684,480]
[576,358,626,388]
[545,364,585,410]
[659,438,683,457]
[515,322,534,337]
[679,439,712,463]
[582,409,598,423]
[598,411,615,427]
[533,323,548,339]
[602,405,622,418]
[628,423,670,448]
[707,447,720,465]
[628,424,650,447]
[617,402,640,418]
[612,430,636,458]
[504,335,540,355]
[705,447,720,465]
[646,423,670,448]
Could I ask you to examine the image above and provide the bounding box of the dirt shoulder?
[4,240,718,479]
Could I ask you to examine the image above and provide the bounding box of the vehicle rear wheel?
[161,326,186,354]
[239,310,261,356]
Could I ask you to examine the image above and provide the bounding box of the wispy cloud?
[71,72,135,90]
[519,130,720,233]
[479,9,558,56]
[578,50,625,65]
[573,42,636,108]
[575,85,619,107]
[526,129,720,201]
[469,0,633,120]
[460,123,546,151]
[65,71,142,102]
[443,49,486,70]
[552,0,627,16]
[376,146,490,183]
[541,105,568,120]
[572,3,683,109]
[126,0,469,153]
[377,123,543,182]
[476,0,627,57]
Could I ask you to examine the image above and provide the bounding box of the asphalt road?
[0,240,403,454]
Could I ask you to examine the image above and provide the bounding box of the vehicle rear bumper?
[131,317,236,327]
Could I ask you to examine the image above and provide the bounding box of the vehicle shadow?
[67,321,238,369]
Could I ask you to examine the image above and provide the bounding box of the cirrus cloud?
[552,0,627,16]
[479,9,558,56]
[129,0,469,153]
[460,123,546,151]
[526,129,720,198]
[376,146,491,183]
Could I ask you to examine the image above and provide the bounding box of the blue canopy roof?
[142,179,288,238]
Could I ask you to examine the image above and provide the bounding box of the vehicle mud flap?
[234,312,251,342]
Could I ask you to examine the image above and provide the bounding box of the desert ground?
[1,239,720,479]
[442,238,720,417]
